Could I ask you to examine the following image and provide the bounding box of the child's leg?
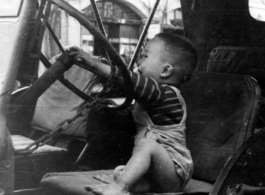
[85,138,183,195]
[122,138,183,192]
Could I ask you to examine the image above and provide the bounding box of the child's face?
[137,39,165,80]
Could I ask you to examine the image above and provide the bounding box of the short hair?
[155,32,197,84]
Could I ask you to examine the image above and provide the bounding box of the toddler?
[69,32,197,195]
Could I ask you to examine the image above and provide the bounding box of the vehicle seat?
[10,57,97,190]
[180,72,260,184]
[207,46,265,96]
[30,56,96,137]
[40,72,261,195]
[207,46,265,128]
[12,135,69,190]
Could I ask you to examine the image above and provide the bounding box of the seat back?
[180,72,261,183]
[11,57,97,189]
[30,56,96,137]
[207,46,265,95]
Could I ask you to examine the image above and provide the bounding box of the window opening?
[249,0,265,21]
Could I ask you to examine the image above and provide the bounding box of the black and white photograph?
[1,0,265,195]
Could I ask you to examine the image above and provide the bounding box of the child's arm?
[69,47,164,105]
[69,46,111,77]
[127,71,165,105]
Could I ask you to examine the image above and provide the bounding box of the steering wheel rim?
[51,0,134,110]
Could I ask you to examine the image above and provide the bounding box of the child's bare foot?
[113,165,151,194]
[85,183,130,195]
[113,165,126,182]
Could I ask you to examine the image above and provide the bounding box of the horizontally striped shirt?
[115,69,184,126]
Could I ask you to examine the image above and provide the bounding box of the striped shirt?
[115,68,184,126]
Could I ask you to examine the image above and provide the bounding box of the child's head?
[138,32,197,86]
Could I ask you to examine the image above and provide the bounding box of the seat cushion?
[183,178,213,193]
[12,135,67,153]
[180,72,261,183]
[41,170,214,194]
[12,135,69,190]
[41,170,114,195]
[41,170,213,194]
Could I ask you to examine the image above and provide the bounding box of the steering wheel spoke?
[40,53,95,102]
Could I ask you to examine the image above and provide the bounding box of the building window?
[96,1,114,18]
[97,2,103,15]
[104,2,113,17]
[82,35,94,53]
[121,43,136,56]
[170,8,183,28]
[173,8,182,20]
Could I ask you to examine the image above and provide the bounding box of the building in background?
[42,0,182,63]
[80,0,182,63]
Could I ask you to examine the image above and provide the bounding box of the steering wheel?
[44,0,134,110]
[53,0,133,110]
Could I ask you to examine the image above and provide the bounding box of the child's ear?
[160,64,173,78]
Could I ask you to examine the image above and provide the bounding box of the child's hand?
[67,46,111,77]
[67,46,96,69]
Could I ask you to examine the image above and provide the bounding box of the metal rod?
[90,0,111,63]
[90,0,107,37]
[35,0,47,34]
[35,0,52,54]
[128,0,160,70]
[73,143,90,166]
[29,0,47,53]
[46,22,65,53]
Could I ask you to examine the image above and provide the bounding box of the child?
[69,32,197,195]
